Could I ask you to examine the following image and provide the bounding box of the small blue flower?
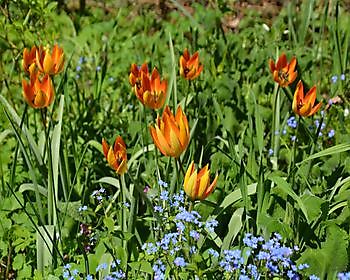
[340,74,345,81]
[86,275,93,280]
[190,230,200,240]
[109,77,114,82]
[338,272,350,280]
[160,190,169,201]
[76,65,82,72]
[291,135,296,142]
[78,205,87,212]
[205,219,218,232]
[124,202,130,208]
[174,257,187,267]
[154,205,163,213]
[331,75,338,83]
[96,66,101,71]
[268,148,274,156]
[96,262,107,272]
[64,264,71,270]
[79,57,85,64]
[287,116,298,129]
[208,248,219,258]
[76,74,80,79]
[309,275,320,280]
[158,179,168,187]
[328,129,335,138]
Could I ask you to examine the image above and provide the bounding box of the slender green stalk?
[271,84,280,170]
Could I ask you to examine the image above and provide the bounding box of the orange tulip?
[141,68,167,109]
[292,81,322,117]
[184,161,218,201]
[179,48,203,80]
[22,46,37,75]
[102,136,128,175]
[22,72,55,109]
[36,44,65,75]
[149,105,189,158]
[129,63,149,101]
[269,53,297,87]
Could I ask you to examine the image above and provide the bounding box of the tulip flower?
[129,63,149,100]
[102,136,128,175]
[140,68,167,109]
[150,105,189,158]
[184,161,218,201]
[179,48,203,80]
[22,72,55,109]
[22,46,37,75]
[292,81,322,117]
[36,44,65,75]
[269,53,297,87]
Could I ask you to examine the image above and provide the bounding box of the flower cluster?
[142,184,219,279]
[22,44,64,108]
[269,54,322,118]
[62,260,125,280]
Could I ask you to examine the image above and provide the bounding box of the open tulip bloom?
[179,48,203,80]
[150,105,189,158]
[35,44,65,75]
[184,161,218,201]
[22,72,55,109]
[269,53,297,87]
[292,81,322,117]
[102,136,128,175]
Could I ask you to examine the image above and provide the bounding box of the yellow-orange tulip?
[22,46,37,75]
[269,53,297,87]
[102,136,128,175]
[179,48,203,80]
[141,68,167,109]
[292,81,322,117]
[149,105,189,158]
[184,161,218,201]
[22,72,55,109]
[36,45,65,75]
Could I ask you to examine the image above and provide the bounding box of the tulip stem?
[271,84,280,170]
[176,157,186,177]
[120,174,128,249]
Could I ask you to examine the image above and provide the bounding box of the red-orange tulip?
[292,81,322,117]
[22,72,55,109]
[149,106,189,158]
[22,46,37,75]
[102,136,128,175]
[36,45,65,75]
[179,48,203,80]
[269,53,297,87]
[184,161,218,201]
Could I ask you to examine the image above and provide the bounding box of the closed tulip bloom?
[184,161,218,201]
[36,44,65,75]
[22,72,55,109]
[292,81,322,117]
[150,106,189,158]
[22,46,37,75]
[179,48,203,80]
[129,63,149,101]
[102,136,128,175]
[141,68,167,109]
[269,53,297,87]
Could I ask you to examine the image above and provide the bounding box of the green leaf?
[219,183,257,210]
[221,207,243,251]
[299,143,350,165]
[269,175,310,223]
